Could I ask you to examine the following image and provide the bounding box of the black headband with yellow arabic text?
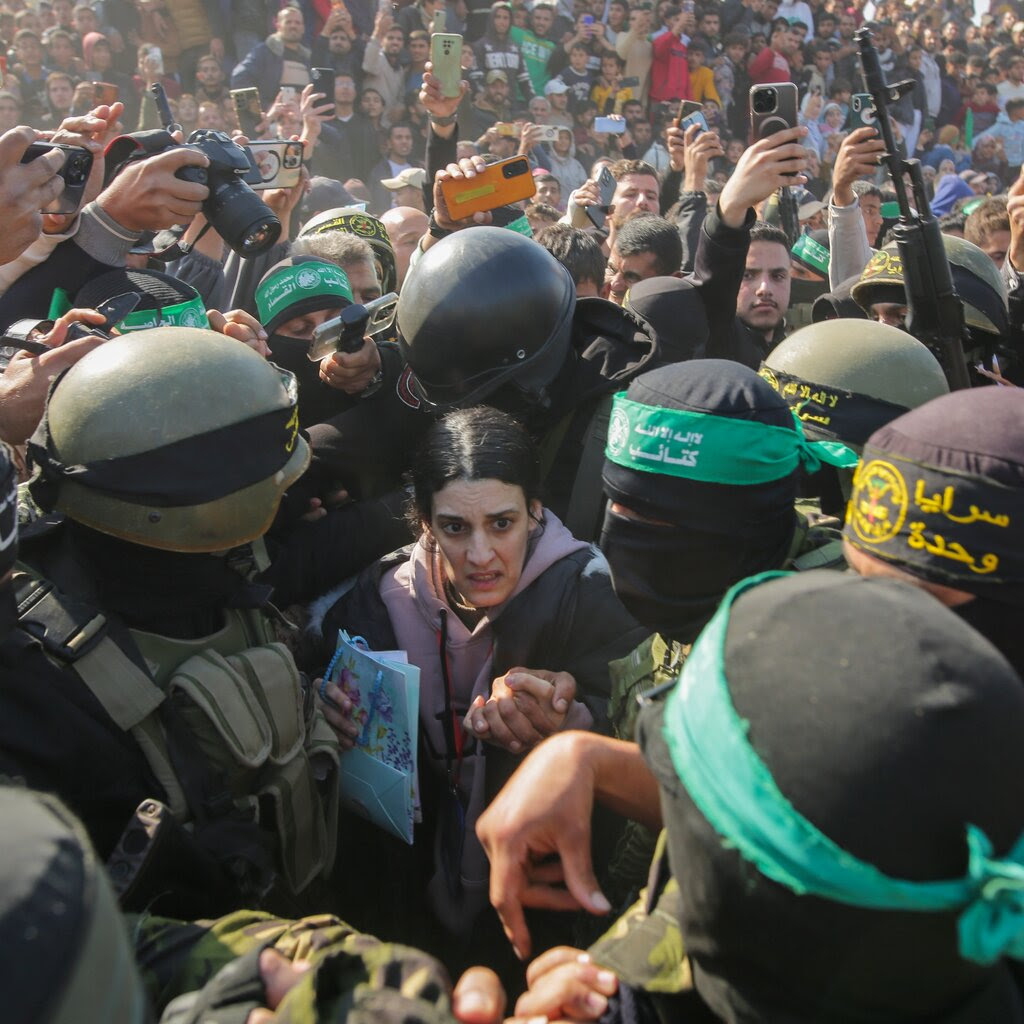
[844,446,1024,590]
[759,366,909,447]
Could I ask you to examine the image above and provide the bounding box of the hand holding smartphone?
[310,68,337,117]
[430,33,463,98]
[585,164,617,231]
[749,83,798,142]
[21,142,93,215]
[439,155,535,218]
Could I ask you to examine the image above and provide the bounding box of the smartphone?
[308,293,399,361]
[585,163,616,231]
[310,67,336,117]
[682,0,694,12]
[431,9,445,32]
[673,98,702,127]
[93,81,119,105]
[494,121,518,136]
[430,32,463,98]
[594,115,626,133]
[749,82,798,142]
[279,85,299,105]
[246,139,305,191]
[582,13,594,23]
[20,142,93,215]
[538,124,560,142]
[231,87,263,137]
[848,92,877,130]
[440,155,535,219]
[620,76,639,88]
[680,110,708,134]
[146,45,163,77]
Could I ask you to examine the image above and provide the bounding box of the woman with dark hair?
[471,1,534,101]
[306,406,644,962]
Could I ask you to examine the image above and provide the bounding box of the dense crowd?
[0,0,1022,1023]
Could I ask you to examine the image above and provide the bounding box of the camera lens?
[205,178,282,256]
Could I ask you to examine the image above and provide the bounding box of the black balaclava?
[639,571,1024,1024]
[600,360,799,643]
[0,442,18,641]
[844,388,1024,675]
[256,256,355,429]
[64,522,264,640]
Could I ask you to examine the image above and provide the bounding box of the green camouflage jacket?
[128,909,457,1024]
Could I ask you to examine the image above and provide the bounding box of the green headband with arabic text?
[662,570,1024,967]
[605,392,858,484]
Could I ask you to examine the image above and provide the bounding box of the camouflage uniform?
[130,909,458,1024]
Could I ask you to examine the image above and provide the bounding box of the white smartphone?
[146,45,163,77]
[246,140,305,191]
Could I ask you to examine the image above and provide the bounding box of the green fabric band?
[662,571,1024,967]
[117,295,210,332]
[48,288,72,321]
[504,213,534,237]
[604,393,857,484]
[256,263,353,328]
[791,233,830,275]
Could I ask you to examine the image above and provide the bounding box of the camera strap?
[102,130,177,189]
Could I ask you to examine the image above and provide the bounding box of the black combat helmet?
[396,226,575,411]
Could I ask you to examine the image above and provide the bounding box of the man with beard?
[230,6,311,108]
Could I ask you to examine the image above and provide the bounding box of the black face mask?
[601,506,798,645]
[601,509,729,644]
[953,596,1024,680]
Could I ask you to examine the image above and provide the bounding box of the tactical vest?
[12,560,340,899]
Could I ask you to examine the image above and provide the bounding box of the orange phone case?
[440,156,536,219]
[94,82,119,105]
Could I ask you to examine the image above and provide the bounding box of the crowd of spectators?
[0,0,1019,222]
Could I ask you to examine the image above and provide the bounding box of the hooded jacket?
[308,509,647,932]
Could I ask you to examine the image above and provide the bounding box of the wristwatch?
[359,368,385,398]
[427,213,451,238]
[431,114,457,126]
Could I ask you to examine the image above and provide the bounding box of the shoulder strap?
[565,394,614,542]
[14,568,166,730]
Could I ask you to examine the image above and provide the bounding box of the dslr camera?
[175,129,282,256]
[107,128,282,256]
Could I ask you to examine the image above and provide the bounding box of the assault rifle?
[856,27,972,390]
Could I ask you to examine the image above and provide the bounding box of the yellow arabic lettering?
[906,522,1000,574]
[913,479,1011,528]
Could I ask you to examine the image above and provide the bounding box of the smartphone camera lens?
[503,161,526,178]
[753,88,777,114]
[66,155,88,184]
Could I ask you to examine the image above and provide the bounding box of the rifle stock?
[855,28,972,390]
